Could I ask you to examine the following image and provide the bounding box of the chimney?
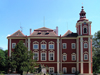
[56,26,58,35]
[30,29,32,35]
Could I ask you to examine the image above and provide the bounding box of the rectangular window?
[72,67,76,73]
[12,43,16,49]
[63,43,66,49]
[49,53,54,61]
[41,44,46,49]
[41,53,46,61]
[49,67,54,73]
[63,67,67,73]
[84,43,88,48]
[49,44,54,49]
[34,53,38,61]
[72,55,76,61]
[63,55,67,61]
[84,54,88,60]
[33,44,38,49]
[72,43,75,49]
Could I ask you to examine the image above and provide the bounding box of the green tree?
[92,31,100,73]
[0,49,8,73]
[0,49,6,73]
[8,40,38,75]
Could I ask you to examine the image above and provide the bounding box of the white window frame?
[33,44,39,49]
[12,43,16,49]
[84,43,88,48]
[84,54,88,60]
[63,43,67,49]
[49,67,54,73]
[41,53,46,61]
[63,67,67,73]
[72,67,76,73]
[72,55,76,61]
[71,43,75,49]
[63,55,67,61]
[33,52,39,61]
[49,44,54,49]
[49,53,54,61]
[41,44,46,49]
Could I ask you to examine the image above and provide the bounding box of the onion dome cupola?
[80,6,86,19]
[76,6,92,36]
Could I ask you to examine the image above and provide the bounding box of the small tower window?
[84,28,87,33]
[84,22,86,25]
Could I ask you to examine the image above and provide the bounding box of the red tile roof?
[29,27,57,36]
[34,27,53,31]
[7,30,25,37]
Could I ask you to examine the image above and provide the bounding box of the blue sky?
[0,0,100,50]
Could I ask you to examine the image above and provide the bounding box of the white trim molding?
[28,38,30,51]
[88,37,91,74]
[80,37,83,74]
[9,39,11,57]
[57,38,59,73]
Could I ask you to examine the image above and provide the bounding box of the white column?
[77,39,79,71]
[57,38,59,73]
[28,38,30,51]
[88,23,90,35]
[80,24,82,35]
[9,39,11,57]
[88,37,91,74]
[80,37,83,74]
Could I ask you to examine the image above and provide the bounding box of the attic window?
[45,33,49,35]
[37,33,41,35]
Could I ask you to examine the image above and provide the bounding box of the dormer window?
[84,28,87,33]
[37,33,41,35]
[45,33,49,35]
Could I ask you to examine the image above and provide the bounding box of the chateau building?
[7,6,93,75]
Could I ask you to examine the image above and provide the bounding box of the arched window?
[84,54,88,60]
[84,27,87,33]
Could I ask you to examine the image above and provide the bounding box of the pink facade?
[7,6,93,75]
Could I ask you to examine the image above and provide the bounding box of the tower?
[76,6,92,75]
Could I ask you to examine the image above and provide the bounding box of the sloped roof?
[34,27,53,31]
[8,30,25,37]
[62,30,78,37]
[29,27,57,36]
[29,31,58,36]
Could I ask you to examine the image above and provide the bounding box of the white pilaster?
[9,39,11,57]
[88,37,91,74]
[88,23,90,35]
[77,39,79,71]
[80,37,83,74]
[57,38,59,73]
[28,38,30,51]
[80,24,82,35]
